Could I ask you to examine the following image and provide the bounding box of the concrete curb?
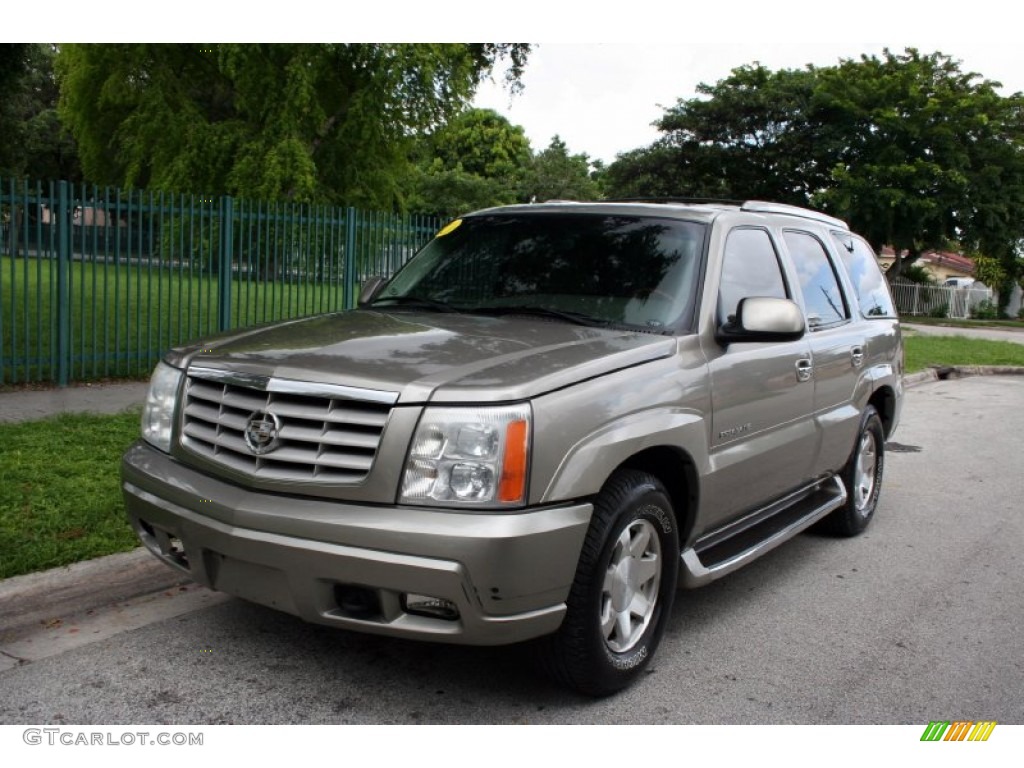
[0,548,188,642]
[903,364,1024,388]
[903,370,939,387]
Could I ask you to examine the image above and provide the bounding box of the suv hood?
[173,309,677,404]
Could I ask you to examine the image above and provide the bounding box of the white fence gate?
[889,280,993,319]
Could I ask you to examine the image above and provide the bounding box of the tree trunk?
[886,245,921,282]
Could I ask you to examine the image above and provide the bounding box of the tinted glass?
[379,214,707,330]
[830,231,897,318]
[718,228,788,323]
[783,230,848,327]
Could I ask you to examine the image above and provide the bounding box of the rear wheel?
[822,405,885,536]
[539,469,679,696]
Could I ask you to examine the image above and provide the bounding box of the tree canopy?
[407,108,532,218]
[523,135,602,203]
[605,49,1024,289]
[0,44,80,180]
[407,113,603,219]
[55,43,530,208]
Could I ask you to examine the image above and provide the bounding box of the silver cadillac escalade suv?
[121,200,903,695]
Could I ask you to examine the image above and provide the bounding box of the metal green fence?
[0,178,440,386]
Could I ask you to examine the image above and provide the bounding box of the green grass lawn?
[903,335,1024,373]
[0,409,142,579]
[1,255,348,385]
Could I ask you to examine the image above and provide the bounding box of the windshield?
[373,213,707,331]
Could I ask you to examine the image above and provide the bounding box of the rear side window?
[783,230,849,328]
[718,228,788,324]
[830,231,897,318]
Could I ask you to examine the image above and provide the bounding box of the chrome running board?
[679,476,847,588]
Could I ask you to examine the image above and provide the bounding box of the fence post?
[344,206,357,309]
[56,180,71,386]
[217,195,234,331]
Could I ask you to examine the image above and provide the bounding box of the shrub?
[927,302,948,318]
[971,300,1000,320]
[901,264,936,285]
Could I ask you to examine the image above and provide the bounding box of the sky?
[8,0,1024,167]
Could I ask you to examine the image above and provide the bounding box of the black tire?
[539,469,679,696]
[821,405,885,537]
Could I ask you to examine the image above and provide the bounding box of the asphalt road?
[1,375,1022,725]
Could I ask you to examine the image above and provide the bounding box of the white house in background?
[877,246,976,283]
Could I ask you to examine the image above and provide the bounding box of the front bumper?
[121,441,591,645]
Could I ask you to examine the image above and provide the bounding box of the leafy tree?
[523,135,602,202]
[427,108,532,181]
[970,253,1007,287]
[0,44,80,180]
[605,49,1024,290]
[896,264,936,285]
[408,108,532,218]
[602,145,689,200]
[408,160,513,219]
[588,158,608,197]
[813,50,1024,280]
[55,44,529,208]
[605,64,825,203]
[408,128,604,217]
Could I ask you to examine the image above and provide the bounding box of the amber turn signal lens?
[498,419,529,503]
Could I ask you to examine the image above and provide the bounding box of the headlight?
[400,404,531,507]
[141,362,183,453]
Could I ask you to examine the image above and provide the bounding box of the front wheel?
[822,405,886,537]
[539,470,679,696]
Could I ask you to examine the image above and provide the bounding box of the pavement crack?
[0,649,31,665]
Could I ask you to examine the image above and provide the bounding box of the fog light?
[403,593,459,621]
[334,585,381,620]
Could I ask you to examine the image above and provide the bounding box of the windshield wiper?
[370,295,461,313]
[469,305,610,328]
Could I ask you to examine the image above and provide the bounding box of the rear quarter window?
[829,232,897,318]
[783,230,849,328]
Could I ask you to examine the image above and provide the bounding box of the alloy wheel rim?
[854,431,878,516]
[601,516,662,653]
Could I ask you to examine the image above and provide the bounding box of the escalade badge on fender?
[244,411,282,455]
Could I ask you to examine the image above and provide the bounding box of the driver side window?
[718,227,789,324]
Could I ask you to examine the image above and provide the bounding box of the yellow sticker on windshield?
[436,219,462,238]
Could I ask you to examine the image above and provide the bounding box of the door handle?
[851,346,865,368]
[796,358,813,382]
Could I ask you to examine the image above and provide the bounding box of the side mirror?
[357,276,388,308]
[716,297,805,345]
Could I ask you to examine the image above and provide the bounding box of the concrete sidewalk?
[903,322,1024,345]
[0,380,149,423]
[0,549,193,670]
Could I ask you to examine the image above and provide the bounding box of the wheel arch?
[615,446,699,547]
[869,384,897,438]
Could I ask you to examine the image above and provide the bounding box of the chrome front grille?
[179,371,394,484]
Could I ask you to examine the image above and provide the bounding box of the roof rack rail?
[740,200,848,230]
[604,197,745,206]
